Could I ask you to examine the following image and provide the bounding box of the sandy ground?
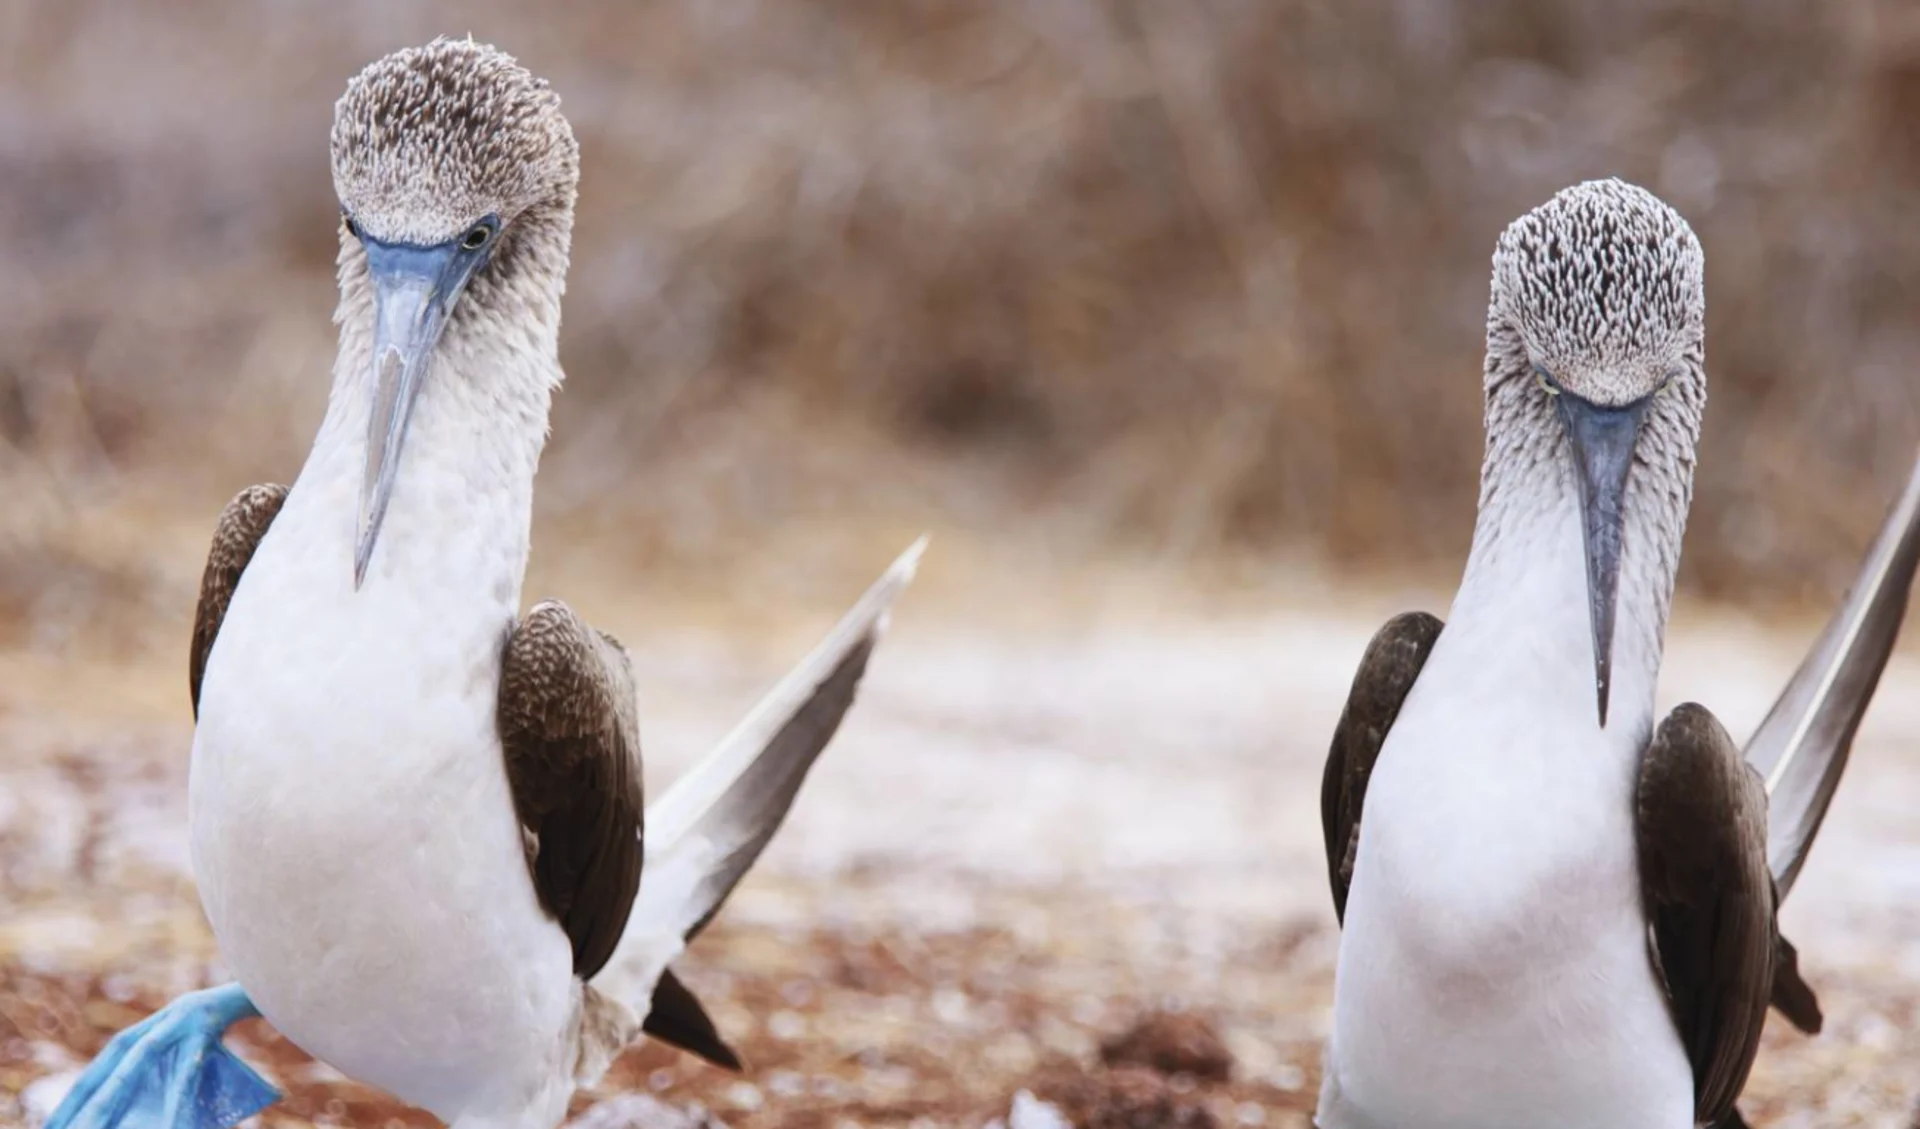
[1,561,1918,1128]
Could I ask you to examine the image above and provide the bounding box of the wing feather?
[189,484,289,719]
[497,600,644,981]
[588,538,924,1072]
[637,536,925,944]
[1320,611,1442,925]
[1636,703,1775,1126]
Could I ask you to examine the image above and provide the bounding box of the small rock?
[20,1069,79,1127]
[1099,1012,1233,1082]
[1009,1089,1074,1129]
[767,1009,807,1040]
[722,1082,763,1112]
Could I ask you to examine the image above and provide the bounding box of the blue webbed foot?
[43,982,280,1129]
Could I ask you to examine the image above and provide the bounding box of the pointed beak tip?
[353,234,481,600]
[352,525,375,591]
[1557,391,1650,739]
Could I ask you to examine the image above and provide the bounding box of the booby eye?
[1532,365,1561,397]
[342,214,360,240]
[461,221,496,251]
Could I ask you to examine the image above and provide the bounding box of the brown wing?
[190,484,290,720]
[1636,703,1777,1126]
[1321,611,1443,925]
[498,600,644,981]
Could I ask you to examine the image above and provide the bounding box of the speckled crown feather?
[330,37,579,246]
[1490,178,1704,406]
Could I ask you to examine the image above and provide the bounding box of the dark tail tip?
[1770,933,1825,1035]
[642,967,746,1071]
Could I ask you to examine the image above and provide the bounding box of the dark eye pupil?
[464,226,490,249]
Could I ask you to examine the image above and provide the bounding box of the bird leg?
[43,982,280,1129]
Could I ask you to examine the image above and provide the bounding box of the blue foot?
[43,982,280,1129]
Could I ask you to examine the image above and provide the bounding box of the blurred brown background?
[3,0,1918,650]
[4,3,1920,1126]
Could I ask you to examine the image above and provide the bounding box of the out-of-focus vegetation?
[1,0,1916,642]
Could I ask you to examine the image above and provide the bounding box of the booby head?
[1487,178,1706,726]
[329,38,580,588]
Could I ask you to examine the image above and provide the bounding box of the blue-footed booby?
[45,38,925,1129]
[1313,178,1920,1129]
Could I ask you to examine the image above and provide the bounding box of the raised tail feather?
[589,537,927,1068]
[1739,455,1919,1041]
[1742,454,1920,901]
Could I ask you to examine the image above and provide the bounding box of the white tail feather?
[1745,455,1920,900]
[590,536,928,1012]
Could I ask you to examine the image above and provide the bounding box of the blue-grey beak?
[1554,390,1654,727]
[354,226,494,589]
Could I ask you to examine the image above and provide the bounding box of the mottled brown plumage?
[497,600,643,982]
[332,37,578,249]
[329,37,578,413]
[1477,181,1705,709]
[190,484,289,720]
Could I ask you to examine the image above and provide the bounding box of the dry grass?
[1,0,1918,651]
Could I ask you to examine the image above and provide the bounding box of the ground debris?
[3,621,1918,1126]
[568,1093,732,1129]
[1099,1012,1232,1083]
[1027,1061,1217,1129]
[1003,1089,1073,1129]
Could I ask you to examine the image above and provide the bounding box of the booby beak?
[1552,386,1654,727]
[354,225,495,589]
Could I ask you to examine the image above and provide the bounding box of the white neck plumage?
[1446,369,1693,737]
[295,294,561,606]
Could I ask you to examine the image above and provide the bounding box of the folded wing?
[497,600,645,982]
[190,484,290,719]
[1319,611,1443,925]
[1635,703,1775,1127]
